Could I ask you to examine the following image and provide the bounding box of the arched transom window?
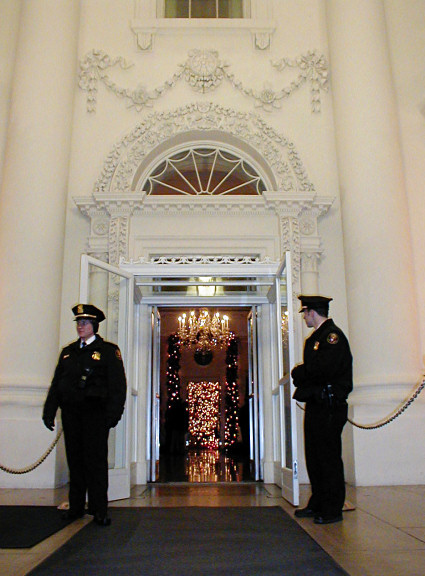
[142,146,266,196]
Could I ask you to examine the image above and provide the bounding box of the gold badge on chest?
[92,351,101,361]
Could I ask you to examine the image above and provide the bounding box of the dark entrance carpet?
[0,505,73,549]
[27,506,348,576]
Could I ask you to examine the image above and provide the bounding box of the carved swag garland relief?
[79,49,329,114]
[75,49,334,299]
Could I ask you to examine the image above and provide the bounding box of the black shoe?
[294,507,316,518]
[93,514,111,526]
[61,510,84,521]
[314,514,343,524]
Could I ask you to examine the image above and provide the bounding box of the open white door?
[247,307,262,480]
[79,254,134,501]
[270,252,299,505]
[147,306,161,481]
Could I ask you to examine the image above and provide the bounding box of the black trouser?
[304,400,348,517]
[61,402,109,518]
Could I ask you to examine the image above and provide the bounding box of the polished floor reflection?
[158,448,252,483]
[1,484,424,576]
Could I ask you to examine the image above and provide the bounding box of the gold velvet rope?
[0,429,63,475]
[296,376,425,430]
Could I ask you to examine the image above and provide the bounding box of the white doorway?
[80,253,299,504]
[121,253,299,504]
[150,305,258,484]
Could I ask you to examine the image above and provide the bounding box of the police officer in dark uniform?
[291,295,353,524]
[42,304,127,526]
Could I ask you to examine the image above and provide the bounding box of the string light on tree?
[224,335,239,450]
[165,333,181,409]
[187,381,220,449]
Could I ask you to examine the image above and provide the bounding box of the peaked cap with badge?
[298,294,333,314]
[72,303,106,323]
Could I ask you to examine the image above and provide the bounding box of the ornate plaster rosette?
[183,49,227,93]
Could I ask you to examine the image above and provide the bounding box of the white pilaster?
[326,0,420,386]
[0,0,80,487]
[327,0,424,486]
[0,0,22,185]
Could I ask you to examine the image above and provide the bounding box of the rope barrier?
[296,376,425,430]
[0,429,63,475]
[2,377,424,475]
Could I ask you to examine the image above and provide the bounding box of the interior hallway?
[1,483,424,576]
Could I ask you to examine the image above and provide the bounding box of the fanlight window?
[143,147,266,196]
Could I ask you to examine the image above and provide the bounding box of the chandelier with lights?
[177,309,231,351]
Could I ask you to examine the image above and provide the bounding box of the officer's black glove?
[43,417,55,431]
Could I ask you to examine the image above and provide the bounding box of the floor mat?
[27,506,349,575]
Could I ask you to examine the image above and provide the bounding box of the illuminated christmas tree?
[187,381,220,449]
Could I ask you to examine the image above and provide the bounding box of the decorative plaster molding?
[109,216,130,266]
[93,103,315,197]
[262,191,333,217]
[134,30,154,52]
[0,378,50,407]
[301,252,321,273]
[73,103,334,274]
[254,31,273,51]
[75,192,332,218]
[131,18,275,52]
[92,218,109,236]
[299,218,316,236]
[78,49,328,114]
[271,52,329,113]
[183,49,227,92]
[123,255,277,266]
[279,216,301,283]
[349,380,425,407]
[0,376,49,390]
[0,388,47,407]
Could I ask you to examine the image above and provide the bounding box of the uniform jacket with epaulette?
[291,318,353,403]
[43,336,127,426]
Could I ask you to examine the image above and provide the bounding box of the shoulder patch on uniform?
[327,333,339,344]
[115,348,122,360]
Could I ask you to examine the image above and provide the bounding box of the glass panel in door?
[148,307,161,481]
[79,254,134,500]
[247,307,262,480]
